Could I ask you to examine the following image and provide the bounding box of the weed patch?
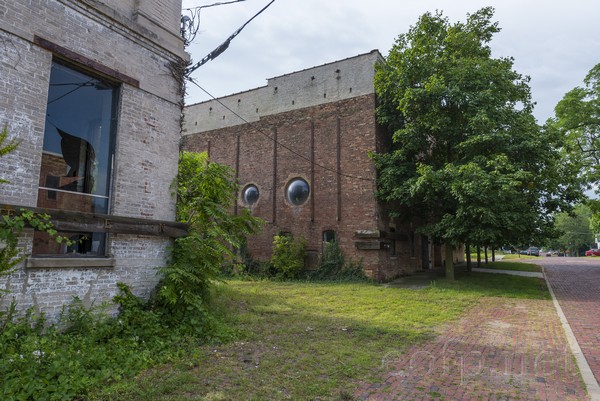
[475,261,542,272]
[90,272,549,400]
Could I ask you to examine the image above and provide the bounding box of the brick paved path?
[542,258,600,386]
[355,295,588,401]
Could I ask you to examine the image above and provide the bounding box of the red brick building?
[183,51,459,280]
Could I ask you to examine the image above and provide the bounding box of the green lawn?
[474,260,542,272]
[90,273,549,401]
[467,253,540,261]
[501,253,540,260]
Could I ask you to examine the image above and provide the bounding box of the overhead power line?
[181,0,246,46]
[186,77,376,183]
[185,0,276,76]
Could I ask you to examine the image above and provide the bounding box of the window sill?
[26,257,115,269]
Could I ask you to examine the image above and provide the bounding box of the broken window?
[33,61,118,257]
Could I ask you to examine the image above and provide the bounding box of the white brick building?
[0,0,186,318]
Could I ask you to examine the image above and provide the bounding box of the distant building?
[183,51,462,280]
[0,0,186,318]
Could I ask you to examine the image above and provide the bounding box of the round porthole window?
[242,184,259,205]
[286,178,310,205]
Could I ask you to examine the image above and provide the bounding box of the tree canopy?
[553,63,600,237]
[554,63,600,188]
[547,204,594,255]
[372,8,582,277]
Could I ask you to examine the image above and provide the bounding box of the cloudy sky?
[181,0,600,123]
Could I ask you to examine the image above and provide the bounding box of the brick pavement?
[355,294,589,401]
[542,258,600,388]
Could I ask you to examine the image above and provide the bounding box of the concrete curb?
[471,267,543,278]
[543,266,600,401]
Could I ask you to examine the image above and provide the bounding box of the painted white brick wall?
[0,0,184,320]
[0,31,51,207]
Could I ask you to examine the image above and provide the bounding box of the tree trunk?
[466,243,472,272]
[484,246,489,264]
[476,245,481,268]
[492,247,496,262]
[445,243,454,280]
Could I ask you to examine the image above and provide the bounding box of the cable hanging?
[186,77,376,183]
[185,0,276,76]
[181,0,246,46]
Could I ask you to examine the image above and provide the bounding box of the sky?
[181,0,600,124]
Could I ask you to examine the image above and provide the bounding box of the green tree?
[156,152,263,327]
[554,63,600,187]
[589,199,600,238]
[553,63,600,236]
[549,204,594,255]
[372,8,581,279]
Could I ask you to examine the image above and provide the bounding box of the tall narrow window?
[389,227,397,257]
[322,230,336,253]
[33,61,118,256]
[322,230,336,243]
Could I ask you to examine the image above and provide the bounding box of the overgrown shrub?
[271,234,306,279]
[154,151,263,331]
[243,258,276,277]
[0,285,201,401]
[226,239,367,282]
[308,240,367,281]
[221,257,275,279]
[0,148,260,399]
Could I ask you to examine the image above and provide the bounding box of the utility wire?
[184,0,245,10]
[187,77,376,183]
[181,0,246,45]
[47,80,95,104]
[185,0,276,76]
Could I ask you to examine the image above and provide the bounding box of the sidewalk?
[355,269,590,400]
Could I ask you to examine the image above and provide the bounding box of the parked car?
[525,247,539,256]
[585,249,600,256]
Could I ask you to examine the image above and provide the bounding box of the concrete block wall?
[0,0,184,319]
[183,50,384,133]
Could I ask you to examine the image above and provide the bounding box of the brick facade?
[0,0,185,319]
[183,51,460,281]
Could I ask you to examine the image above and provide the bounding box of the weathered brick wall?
[112,86,180,221]
[1,233,169,318]
[182,51,436,281]
[184,93,412,280]
[0,31,50,206]
[0,0,184,319]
